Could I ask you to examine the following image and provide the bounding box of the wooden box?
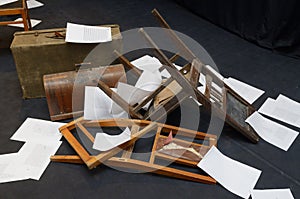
[10,24,122,98]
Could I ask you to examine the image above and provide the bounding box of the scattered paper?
[251,188,295,199]
[0,0,18,6]
[8,18,41,28]
[10,118,65,143]
[26,0,44,9]
[0,153,29,183]
[93,127,131,151]
[84,86,128,120]
[258,95,300,128]
[65,22,112,43]
[4,141,62,180]
[160,69,171,78]
[197,146,261,199]
[206,65,224,81]
[246,112,299,151]
[135,70,162,92]
[131,55,162,72]
[111,82,151,114]
[224,77,264,104]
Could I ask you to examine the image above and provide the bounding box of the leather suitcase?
[43,64,126,121]
[10,24,122,98]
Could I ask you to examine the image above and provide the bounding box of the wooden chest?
[10,24,122,98]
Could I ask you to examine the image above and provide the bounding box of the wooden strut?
[51,118,217,184]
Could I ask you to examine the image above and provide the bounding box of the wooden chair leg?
[21,11,29,31]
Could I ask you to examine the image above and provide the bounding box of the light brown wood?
[53,118,217,184]
[0,0,31,30]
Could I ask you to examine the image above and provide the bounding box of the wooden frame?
[51,118,217,184]
[0,0,32,31]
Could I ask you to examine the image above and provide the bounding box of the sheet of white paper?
[84,86,128,120]
[65,22,112,43]
[93,127,131,151]
[10,118,64,143]
[206,65,224,81]
[111,82,151,114]
[160,69,171,78]
[251,188,295,199]
[0,153,30,183]
[4,141,62,180]
[0,0,17,6]
[224,77,264,104]
[173,63,182,70]
[246,112,299,151]
[199,73,206,86]
[131,55,162,72]
[135,70,162,92]
[8,18,41,28]
[259,95,300,128]
[26,0,44,9]
[197,146,261,199]
[197,85,205,94]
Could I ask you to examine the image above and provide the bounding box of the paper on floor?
[197,146,261,199]
[251,188,294,199]
[246,112,299,151]
[8,18,41,28]
[0,153,30,183]
[111,82,151,115]
[26,0,44,9]
[0,0,17,6]
[224,77,264,104]
[93,127,131,151]
[4,141,62,180]
[84,86,128,120]
[258,95,300,128]
[65,22,112,43]
[10,118,65,143]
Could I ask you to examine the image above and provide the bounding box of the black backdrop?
[175,0,300,59]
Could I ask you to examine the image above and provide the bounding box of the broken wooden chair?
[146,9,260,143]
[51,118,217,184]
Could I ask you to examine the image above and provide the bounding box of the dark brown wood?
[43,64,126,121]
[150,9,260,143]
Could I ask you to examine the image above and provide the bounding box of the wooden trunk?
[10,24,122,98]
[43,64,126,121]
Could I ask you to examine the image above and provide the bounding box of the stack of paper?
[65,22,112,43]
[0,118,64,183]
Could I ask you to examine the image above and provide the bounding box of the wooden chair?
[0,0,31,30]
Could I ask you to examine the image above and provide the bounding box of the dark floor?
[0,0,299,198]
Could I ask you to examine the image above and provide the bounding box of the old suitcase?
[10,24,122,98]
[43,64,126,121]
